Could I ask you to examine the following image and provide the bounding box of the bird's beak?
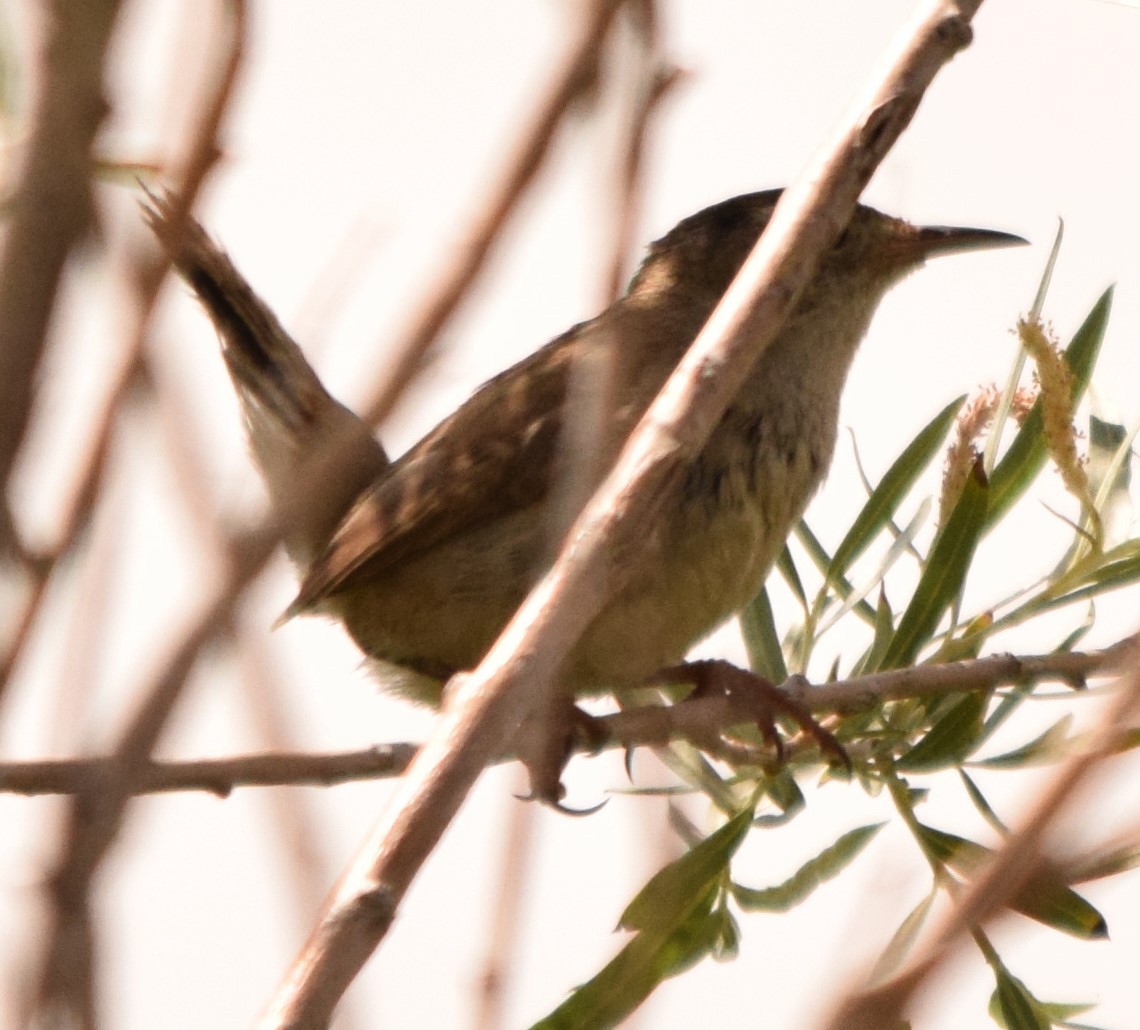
[904,223,1028,263]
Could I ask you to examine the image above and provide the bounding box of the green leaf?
[990,967,1052,1030]
[732,823,884,912]
[973,715,1074,769]
[958,768,1008,835]
[531,887,721,1030]
[533,810,753,1030]
[1043,541,1140,609]
[754,769,806,824]
[917,825,1107,940]
[1086,413,1136,550]
[828,396,965,583]
[1088,414,1132,503]
[897,691,988,772]
[986,288,1113,531]
[872,891,936,980]
[1067,836,1140,885]
[818,500,928,640]
[658,743,738,816]
[740,587,787,684]
[795,520,876,626]
[1055,604,1096,653]
[878,464,988,671]
[853,588,895,676]
[984,217,1064,474]
[776,545,807,612]
[620,809,752,932]
[973,682,1034,752]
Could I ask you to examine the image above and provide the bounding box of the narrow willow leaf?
[534,810,755,1030]
[667,803,702,849]
[918,825,1107,939]
[1067,836,1140,885]
[1035,1000,1099,1024]
[990,967,1052,1030]
[1056,603,1096,653]
[776,545,807,611]
[620,809,752,932]
[878,465,988,671]
[818,500,928,639]
[933,608,993,664]
[973,542,1140,644]
[757,769,806,822]
[531,886,721,1030]
[986,288,1113,531]
[976,683,1032,746]
[659,742,739,816]
[872,891,936,980]
[795,520,876,626]
[1044,547,1140,609]
[984,218,1063,474]
[958,769,1009,835]
[1042,537,1140,600]
[973,715,1074,769]
[897,691,988,772]
[853,588,895,676]
[828,396,965,582]
[732,823,884,912]
[1078,413,1137,557]
[740,587,788,684]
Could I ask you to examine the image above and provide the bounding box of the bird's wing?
[289,322,589,613]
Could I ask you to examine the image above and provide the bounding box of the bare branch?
[357,0,629,429]
[30,2,248,1019]
[4,637,1127,802]
[0,0,248,702]
[0,0,123,534]
[0,746,418,798]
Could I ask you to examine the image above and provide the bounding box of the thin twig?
[4,638,1128,800]
[472,777,537,1030]
[356,0,627,430]
[600,0,683,306]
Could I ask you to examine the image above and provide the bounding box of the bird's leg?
[511,697,608,813]
[655,659,850,772]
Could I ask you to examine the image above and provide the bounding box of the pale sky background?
[4,1,1140,1028]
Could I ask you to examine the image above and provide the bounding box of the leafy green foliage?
[535,281,1138,1028]
[731,822,884,912]
[531,810,752,1030]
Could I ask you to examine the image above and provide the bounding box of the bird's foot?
[512,698,608,814]
[655,659,850,774]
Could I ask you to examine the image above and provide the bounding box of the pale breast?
[567,399,832,691]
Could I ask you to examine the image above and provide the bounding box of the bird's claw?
[657,659,851,774]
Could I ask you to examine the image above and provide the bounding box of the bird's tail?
[145,191,390,565]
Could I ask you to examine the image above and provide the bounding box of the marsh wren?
[151,190,1024,795]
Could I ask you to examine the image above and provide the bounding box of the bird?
[148,189,1024,800]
